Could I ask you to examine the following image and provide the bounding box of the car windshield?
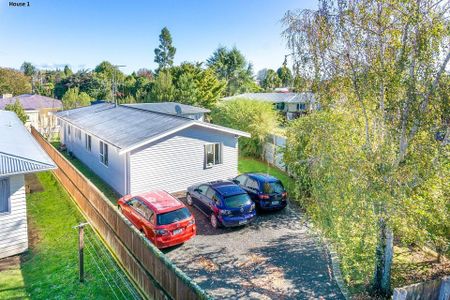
[263,181,285,194]
[223,193,252,208]
[157,207,191,225]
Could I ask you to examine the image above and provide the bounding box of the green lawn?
[238,157,295,195]
[0,172,140,300]
[51,142,120,203]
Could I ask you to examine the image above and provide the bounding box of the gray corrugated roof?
[0,94,62,110]
[56,103,249,152]
[222,92,315,104]
[0,111,56,176]
[123,102,210,115]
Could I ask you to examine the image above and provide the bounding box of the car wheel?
[210,214,219,228]
[186,193,193,206]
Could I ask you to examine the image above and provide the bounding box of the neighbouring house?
[123,102,210,121]
[223,92,318,120]
[0,111,56,259]
[56,103,250,195]
[0,94,63,135]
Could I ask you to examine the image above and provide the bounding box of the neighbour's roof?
[0,94,62,110]
[138,190,185,214]
[123,102,210,115]
[0,111,56,176]
[55,103,250,154]
[222,92,315,104]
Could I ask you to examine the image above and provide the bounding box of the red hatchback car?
[118,190,196,249]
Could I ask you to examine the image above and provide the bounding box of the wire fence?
[19,223,141,300]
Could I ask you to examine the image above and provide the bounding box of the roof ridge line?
[119,103,193,120]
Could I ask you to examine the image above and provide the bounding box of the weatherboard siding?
[130,126,239,194]
[59,121,126,195]
[0,174,28,259]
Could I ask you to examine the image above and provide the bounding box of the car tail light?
[282,192,287,198]
[258,194,270,200]
[155,229,169,236]
[188,219,195,226]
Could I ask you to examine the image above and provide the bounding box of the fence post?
[74,222,89,283]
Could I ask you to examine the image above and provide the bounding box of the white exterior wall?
[0,174,28,259]
[129,126,239,194]
[59,121,127,195]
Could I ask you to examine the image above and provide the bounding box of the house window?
[85,134,91,151]
[68,125,71,135]
[204,143,222,168]
[76,129,81,140]
[99,141,109,166]
[297,103,306,110]
[0,178,10,214]
[275,102,285,110]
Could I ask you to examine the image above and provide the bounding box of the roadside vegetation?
[0,172,139,300]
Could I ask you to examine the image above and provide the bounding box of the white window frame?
[0,178,11,215]
[99,141,109,166]
[85,134,91,151]
[204,143,223,168]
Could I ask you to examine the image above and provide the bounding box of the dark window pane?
[263,181,285,194]
[223,193,252,208]
[157,208,192,225]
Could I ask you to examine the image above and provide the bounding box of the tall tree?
[283,0,450,295]
[5,100,28,123]
[277,65,293,87]
[154,27,176,71]
[0,68,32,95]
[149,70,175,102]
[262,69,282,90]
[63,65,73,77]
[207,46,259,96]
[20,62,36,77]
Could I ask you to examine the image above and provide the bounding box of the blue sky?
[0,0,317,74]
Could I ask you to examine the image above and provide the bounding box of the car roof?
[207,181,246,197]
[246,173,280,182]
[137,190,185,214]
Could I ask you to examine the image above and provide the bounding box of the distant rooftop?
[0,94,62,110]
[222,92,315,104]
[123,102,210,115]
[0,111,56,176]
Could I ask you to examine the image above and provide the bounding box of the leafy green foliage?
[62,87,92,109]
[207,46,260,96]
[277,66,292,87]
[261,69,282,90]
[20,61,36,77]
[148,69,175,102]
[5,100,28,123]
[211,99,280,157]
[0,68,32,95]
[154,27,176,71]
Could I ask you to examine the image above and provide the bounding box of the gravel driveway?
[165,196,345,300]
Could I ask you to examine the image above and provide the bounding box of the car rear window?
[263,181,285,194]
[223,193,252,208]
[157,207,191,225]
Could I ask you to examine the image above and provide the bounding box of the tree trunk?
[372,218,394,296]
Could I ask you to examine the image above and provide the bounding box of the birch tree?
[283,0,449,295]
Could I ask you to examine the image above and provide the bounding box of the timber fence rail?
[31,127,211,300]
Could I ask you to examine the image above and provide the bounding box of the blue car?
[186,181,256,228]
[232,173,287,211]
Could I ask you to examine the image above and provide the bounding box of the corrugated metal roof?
[123,102,210,115]
[0,111,56,176]
[56,103,250,153]
[222,92,316,104]
[0,94,62,110]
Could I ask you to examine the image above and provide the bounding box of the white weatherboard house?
[0,111,56,259]
[56,103,250,195]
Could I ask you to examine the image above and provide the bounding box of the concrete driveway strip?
[165,198,345,300]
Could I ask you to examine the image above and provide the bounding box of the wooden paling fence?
[31,127,211,300]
